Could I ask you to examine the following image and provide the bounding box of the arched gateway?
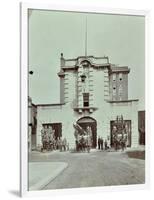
[77,117,97,148]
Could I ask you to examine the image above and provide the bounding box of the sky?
[28,9,145,110]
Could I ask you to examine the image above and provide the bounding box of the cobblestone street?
[29,150,145,190]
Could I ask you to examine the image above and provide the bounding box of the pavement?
[29,149,145,191]
[125,145,145,152]
[28,161,68,191]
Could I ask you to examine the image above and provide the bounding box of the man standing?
[100,137,104,150]
[105,139,108,150]
[107,136,110,150]
[58,137,63,151]
[62,137,67,151]
[98,136,101,150]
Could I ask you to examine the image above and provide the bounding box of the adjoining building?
[34,53,140,149]
[28,96,37,151]
[138,111,145,145]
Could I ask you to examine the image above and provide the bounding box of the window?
[119,73,122,81]
[112,74,116,81]
[113,86,116,96]
[119,84,122,95]
[83,93,89,107]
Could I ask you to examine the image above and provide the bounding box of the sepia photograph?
[27,8,145,192]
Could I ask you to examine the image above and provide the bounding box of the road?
[29,150,145,190]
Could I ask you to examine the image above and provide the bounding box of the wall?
[36,104,76,148]
[64,70,77,107]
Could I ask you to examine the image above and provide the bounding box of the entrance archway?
[77,117,97,148]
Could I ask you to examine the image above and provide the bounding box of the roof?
[60,55,110,70]
[110,65,130,73]
[107,99,139,103]
[58,54,130,75]
[57,69,65,77]
[36,103,65,107]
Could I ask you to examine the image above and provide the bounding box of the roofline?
[107,99,139,103]
[61,64,110,71]
[110,69,130,73]
[36,103,65,107]
[63,55,109,60]
[109,65,130,74]
[32,103,37,107]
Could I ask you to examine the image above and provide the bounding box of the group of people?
[41,123,128,153]
[74,125,92,153]
[112,125,128,151]
[41,126,69,152]
[98,134,127,152]
[98,136,110,151]
[75,134,92,153]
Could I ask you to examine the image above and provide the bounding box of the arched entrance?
[77,117,97,148]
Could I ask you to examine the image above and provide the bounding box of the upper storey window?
[112,74,116,81]
[113,86,116,96]
[83,93,89,107]
[119,84,123,96]
[119,73,123,81]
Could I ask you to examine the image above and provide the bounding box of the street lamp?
[29,70,34,75]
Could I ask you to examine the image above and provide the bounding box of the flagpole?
[85,16,87,57]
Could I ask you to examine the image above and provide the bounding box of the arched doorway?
[77,117,97,148]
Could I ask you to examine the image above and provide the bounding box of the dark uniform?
[105,140,108,150]
[98,137,101,150]
[100,137,104,150]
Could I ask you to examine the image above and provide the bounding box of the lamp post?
[28,70,34,152]
[29,70,34,75]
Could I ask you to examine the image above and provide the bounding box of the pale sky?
[29,10,145,110]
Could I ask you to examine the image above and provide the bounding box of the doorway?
[110,120,131,147]
[77,117,97,148]
[42,123,62,139]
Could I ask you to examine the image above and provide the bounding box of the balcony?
[73,106,98,113]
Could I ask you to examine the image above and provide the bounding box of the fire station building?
[35,53,139,149]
